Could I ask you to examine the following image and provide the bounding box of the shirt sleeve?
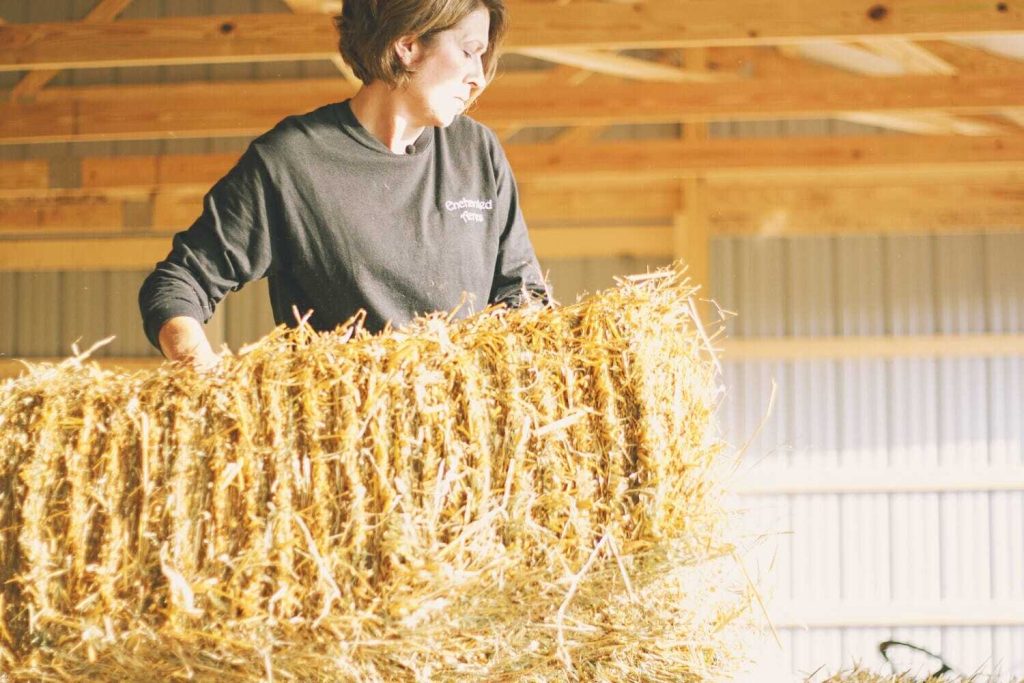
[138,146,275,350]
[486,130,550,308]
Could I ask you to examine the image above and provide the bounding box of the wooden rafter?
[2,135,1023,201]
[781,42,904,75]
[925,39,1024,73]
[551,125,605,146]
[504,135,1024,183]
[279,0,341,13]
[279,0,360,86]
[2,5,1023,72]
[514,48,729,82]
[11,0,136,99]
[3,138,1024,245]
[4,72,1024,144]
[1002,109,1024,127]
[952,34,1024,60]
[4,183,1024,275]
[858,37,957,74]
[784,38,1007,135]
[836,111,1008,135]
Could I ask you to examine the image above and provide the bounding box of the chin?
[424,103,460,128]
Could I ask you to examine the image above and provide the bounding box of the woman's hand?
[157,316,220,372]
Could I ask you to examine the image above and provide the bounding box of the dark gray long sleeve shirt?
[139,100,547,349]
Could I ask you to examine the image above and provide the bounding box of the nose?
[466,54,485,90]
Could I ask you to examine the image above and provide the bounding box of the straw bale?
[0,267,753,681]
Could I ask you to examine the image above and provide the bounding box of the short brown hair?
[335,1,507,88]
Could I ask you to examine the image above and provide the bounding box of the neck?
[349,83,426,154]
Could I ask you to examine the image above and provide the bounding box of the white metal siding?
[717,233,1024,680]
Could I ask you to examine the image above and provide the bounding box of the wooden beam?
[505,0,1024,49]
[2,3,1023,72]
[0,79,360,144]
[529,226,671,260]
[522,184,681,223]
[705,181,1024,235]
[953,34,1024,61]
[0,14,339,72]
[0,236,171,271]
[673,184,710,314]
[5,136,1024,202]
[504,135,1024,184]
[0,196,123,234]
[0,160,50,192]
[7,177,1024,237]
[550,125,605,145]
[280,0,341,13]
[5,183,1024,274]
[789,38,1001,134]
[280,0,359,86]
[514,48,729,82]
[1002,108,1024,127]
[11,0,136,99]
[858,36,957,74]
[782,41,905,76]
[836,110,1009,135]
[682,48,709,140]
[0,227,673,271]
[4,72,1024,143]
[925,38,1024,74]
[675,76,711,315]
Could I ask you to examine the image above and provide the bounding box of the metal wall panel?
[790,627,843,679]
[61,271,111,355]
[720,233,1024,680]
[991,492,1024,602]
[836,202,888,466]
[224,277,276,349]
[14,272,62,357]
[890,492,943,604]
[993,626,1024,676]
[839,627,893,672]
[543,255,671,305]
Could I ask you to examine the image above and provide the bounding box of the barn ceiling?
[0,0,1023,272]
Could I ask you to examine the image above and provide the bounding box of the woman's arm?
[139,145,275,360]
[486,130,550,307]
[157,316,219,370]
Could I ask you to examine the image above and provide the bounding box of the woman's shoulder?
[250,103,348,157]
[445,114,499,148]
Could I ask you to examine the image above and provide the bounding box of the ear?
[394,34,421,68]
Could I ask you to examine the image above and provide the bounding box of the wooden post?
[674,180,710,322]
[675,48,712,322]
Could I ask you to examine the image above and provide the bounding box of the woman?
[139,0,547,369]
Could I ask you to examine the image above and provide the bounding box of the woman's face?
[398,6,490,127]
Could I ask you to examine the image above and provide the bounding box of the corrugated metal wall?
[2,1,1023,678]
[712,233,1024,680]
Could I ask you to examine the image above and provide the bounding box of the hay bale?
[0,268,752,681]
